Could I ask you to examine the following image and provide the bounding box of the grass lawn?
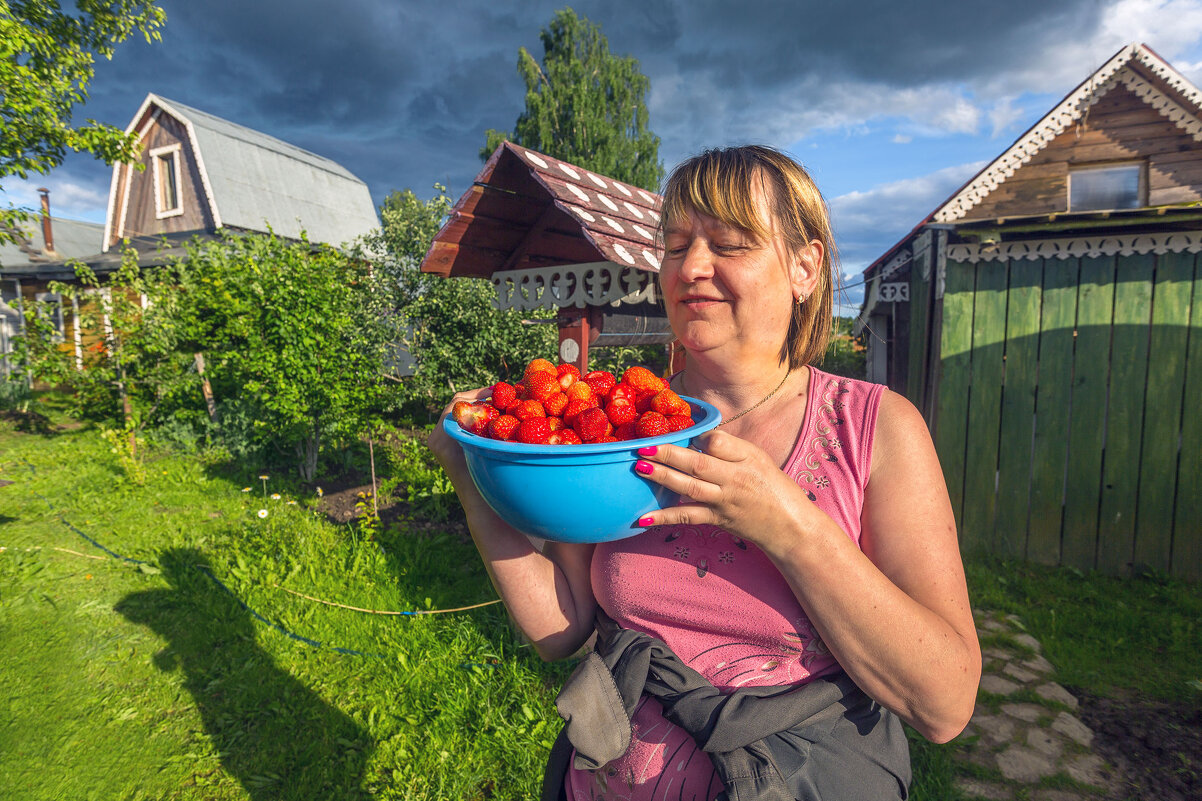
[2,412,1198,799]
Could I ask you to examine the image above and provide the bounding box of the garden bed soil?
[1075,689,1201,801]
[310,474,467,539]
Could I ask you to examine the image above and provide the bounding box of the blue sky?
[5,0,1202,313]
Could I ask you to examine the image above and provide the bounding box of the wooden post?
[557,307,591,373]
[71,294,82,371]
[193,352,218,421]
[368,437,378,518]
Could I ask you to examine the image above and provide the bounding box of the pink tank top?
[567,366,885,801]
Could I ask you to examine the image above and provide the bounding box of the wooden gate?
[933,250,1201,579]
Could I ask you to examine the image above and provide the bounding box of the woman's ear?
[791,239,823,301]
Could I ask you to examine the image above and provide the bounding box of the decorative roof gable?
[934,43,1202,223]
[422,142,663,278]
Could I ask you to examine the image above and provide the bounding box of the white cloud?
[0,176,109,223]
[829,160,987,274]
[892,133,913,144]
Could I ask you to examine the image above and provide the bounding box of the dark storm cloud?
[31,0,1154,215]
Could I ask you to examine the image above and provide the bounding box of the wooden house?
[857,43,1202,578]
[1,93,380,378]
[422,141,673,373]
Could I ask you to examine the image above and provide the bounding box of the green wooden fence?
[933,251,1201,579]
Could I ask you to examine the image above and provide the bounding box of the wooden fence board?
[935,260,977,534]
[1027,258,1080,565]
[908,261,932,411]
[962,262,1009,554]
[995,259,1043,558]
[1172,252,1201,581]
[1062,255,1116,571]
[1097,253,1155,574]
[1134,252,1193,573]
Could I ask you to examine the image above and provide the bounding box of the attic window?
[1068,163,1145,212]
[150,144,183,219]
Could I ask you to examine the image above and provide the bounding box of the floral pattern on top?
[791,377,851,501]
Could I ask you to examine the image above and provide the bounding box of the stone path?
[952,610,1121,801]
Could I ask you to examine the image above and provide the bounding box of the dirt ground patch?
[309,473,467,540]
[1075,690,1201,801]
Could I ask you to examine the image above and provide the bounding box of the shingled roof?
[421,142,663,278]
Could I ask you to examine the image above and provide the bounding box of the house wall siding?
[117,114,212,244]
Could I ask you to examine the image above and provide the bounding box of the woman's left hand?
[632,429,820,559]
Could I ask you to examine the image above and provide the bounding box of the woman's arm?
[634,389,980,742]
[428,390,598,661]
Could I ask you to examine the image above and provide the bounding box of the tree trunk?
[296,422,320,482]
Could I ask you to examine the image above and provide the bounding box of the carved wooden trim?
[490,261,658,311]
[946,230,1202,263]
[934,44,1202,224]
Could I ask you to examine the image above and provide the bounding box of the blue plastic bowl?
[443,396,721,543]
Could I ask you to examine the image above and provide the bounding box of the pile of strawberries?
[451,358,695,445]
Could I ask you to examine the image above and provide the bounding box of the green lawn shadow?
[115,547,370,799]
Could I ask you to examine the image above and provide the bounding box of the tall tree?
[481,7,663,191]
[0,0,165,246]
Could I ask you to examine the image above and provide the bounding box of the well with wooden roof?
[422,142,674,372]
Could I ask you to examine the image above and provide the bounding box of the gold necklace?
[686,368,793,428]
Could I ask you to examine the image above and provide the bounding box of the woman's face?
[659,186,817,366]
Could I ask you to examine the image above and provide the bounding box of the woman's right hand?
[426,386,492,483]
[424,384,599,662]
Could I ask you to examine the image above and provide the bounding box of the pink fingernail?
[637,445,657,456]
[637,516,655,527]
[635,460,654,475]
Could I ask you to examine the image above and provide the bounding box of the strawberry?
[622,366,663,395]
[518,417,552,445]
[605,398,637,427]
[566,381,596,404]
[563,398,595,427]
[651,389,691,418]
[491,381,518,413]
[596,435,619,443]
[511,400,546,421]
[609,382,638,405]
[634,390,656,414]
[583,370,617,399]
[452,401,497,435]
[547,416,565,431]
[525,371,559,402]
[488,414,520,441]
[524,358,557,382]
[549,429,583,446]
[635,411,671,439]
[614,422,638,441]
[574,407,613,442]
[667,414,694,432]
[544,391,569,417]
[556,363,581,390]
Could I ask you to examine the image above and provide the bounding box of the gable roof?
[105,93,380,249]
[422,141,663,278]
[862,43,1202,278]
[935,43,1202,224]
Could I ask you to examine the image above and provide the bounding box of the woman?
[428,145,981,800]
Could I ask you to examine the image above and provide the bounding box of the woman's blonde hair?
[660,145,837,369]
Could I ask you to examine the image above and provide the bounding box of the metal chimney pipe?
[37,187,55,254]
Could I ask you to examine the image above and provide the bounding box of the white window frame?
[150,143,184,219]
[1067,161,1146,212]
[34,291,66,343]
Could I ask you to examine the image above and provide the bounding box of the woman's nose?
[677,240,714,282]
